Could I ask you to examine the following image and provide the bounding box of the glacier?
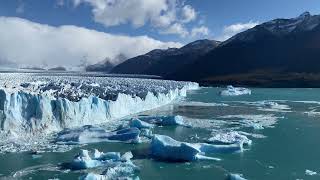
[0,73,198,137]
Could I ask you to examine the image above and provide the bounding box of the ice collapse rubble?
[0,73,198,135]
[69,149,139,179]
[132,115,188,127]
[56,125,141,144]
[220,85,251,96]
[150,135,242,162]
[207,131,252,146]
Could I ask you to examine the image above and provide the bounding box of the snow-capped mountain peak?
[261,12,320,35]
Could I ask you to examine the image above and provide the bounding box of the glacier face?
[0,73,199,135]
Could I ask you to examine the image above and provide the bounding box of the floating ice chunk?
[56,125,140,144]
[228,173,247,180]
[207,131,252,146]
[150,135,242,162]
[150,135,201,162]
[71,150,103,170]
[220,86,251,96]
[129,119,154,129]
[76,150,139,180]
[305,169,317,176]
[139,115,187,127]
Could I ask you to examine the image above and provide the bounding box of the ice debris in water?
[305,169,317,176]
[207,131,252,146]
[228,173,247,180]
[219,114,280,130]
[70,149,139,179]
[236,101,291,112]
[150,135,242,162]
[56,125,141,144]
[220,85,251,96]
[137,115,189,127]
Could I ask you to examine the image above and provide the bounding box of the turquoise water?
[1,88,320,179]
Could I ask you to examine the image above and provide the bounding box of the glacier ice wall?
[0,73,198,134]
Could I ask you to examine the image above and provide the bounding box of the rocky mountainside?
[111,39,220,76]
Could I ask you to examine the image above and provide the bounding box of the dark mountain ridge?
[111,39,220,76]
[112,12,320,87]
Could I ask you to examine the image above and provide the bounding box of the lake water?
[1,87,320,180]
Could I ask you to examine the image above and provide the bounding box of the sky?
[0,0,320,68]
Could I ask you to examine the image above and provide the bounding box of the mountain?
[111,39,220,76]
[169,12,320,86]
[48,66,67,71]
[86,53,128,72]
[112,12,320,87]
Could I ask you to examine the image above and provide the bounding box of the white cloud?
[72,0,175,28]
[218,21,259,41]
[161,23,189,37]
[0,17,182,68]
[71,0,200,37]
[191,26,209,37]
[181,5,196,23]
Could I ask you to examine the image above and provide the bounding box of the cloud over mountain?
[0,16,182,67]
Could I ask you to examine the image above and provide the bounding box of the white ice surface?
[305,169,317,176]
[72,149,139,179]
[207,131,252,146]
[220,86,251,96]
[228,173,247,180]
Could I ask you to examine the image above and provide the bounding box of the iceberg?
[220,85,251,96]
[207,131,252,146]
[150,135,242,162]
[71,149,103,170]
[56,125,141,144]
[70,149,139,179]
